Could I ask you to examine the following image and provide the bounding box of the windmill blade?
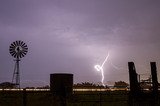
[11,43,15,47]
[10,45,15,49]
[16,41,19,46]
[9,46,15,50]
[9,48,14,52]
[22,42,25,47]
[20,41,23,46]
[21,52,25,58]
[10,51,15,55]
[19,52,22,58]
[23,46,28,49]
[23,48,28,52]
[18,41,21,46]
[13,42,17,46]
[23,44,27,47]
[13,52,17,58]
[23,49,28,52]
[22,50,27,54]
[16,54,19,58]
[22,52,27,56]
[10,52,15,56]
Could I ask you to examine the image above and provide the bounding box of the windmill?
[9,40,28,88]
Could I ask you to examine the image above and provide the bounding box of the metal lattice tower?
[9,40,28,88]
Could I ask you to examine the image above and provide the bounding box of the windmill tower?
[9,40,28,88]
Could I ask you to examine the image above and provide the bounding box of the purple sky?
[0,0,160,87]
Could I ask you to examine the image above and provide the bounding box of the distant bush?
[114,81,129,88]
[36,85,50,89]
[73,82,108,89]
[0,82,16,89]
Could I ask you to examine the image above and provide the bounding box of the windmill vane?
[9,40,28,58]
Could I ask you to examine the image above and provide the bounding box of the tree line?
[0,81,129,89]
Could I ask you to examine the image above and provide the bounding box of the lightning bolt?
[94,51,151,87]
[94,51,129,86]
[94,52,109,86]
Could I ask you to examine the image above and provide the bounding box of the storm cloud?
[0,0,160,87]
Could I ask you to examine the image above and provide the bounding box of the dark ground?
[0,90,159,106]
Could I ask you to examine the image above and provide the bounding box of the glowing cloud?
[94,52,109,86]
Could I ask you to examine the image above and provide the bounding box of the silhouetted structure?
[50,73,73,96]
[150,62,159,105]
[50,73,73,106]
[128,62,160,106]
[9,40,28,88]
[128,62,141,94]
[150,62,158,92]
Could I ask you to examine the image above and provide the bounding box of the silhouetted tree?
[73,82,108,89]
[0,82,16,89]
[25,87,35,89]
[36,85,50,89]
[114,81,129,88]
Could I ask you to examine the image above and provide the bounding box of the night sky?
[1,0,160,87]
